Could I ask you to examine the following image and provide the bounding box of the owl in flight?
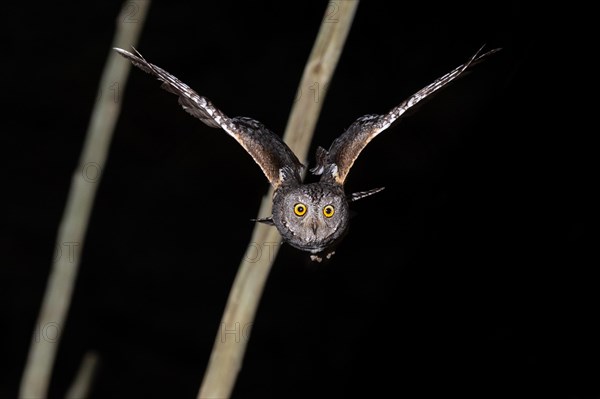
[115,46,499,261]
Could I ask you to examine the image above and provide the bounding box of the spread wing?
[311,47,501,185]
[114,48,303,188]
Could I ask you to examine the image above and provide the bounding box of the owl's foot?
[310,251,335,263]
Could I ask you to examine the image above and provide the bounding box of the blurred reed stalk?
[197,1,360,398]
[18,1,151,397]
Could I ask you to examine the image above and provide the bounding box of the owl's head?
[271,183,350,254]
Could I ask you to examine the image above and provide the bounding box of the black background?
[2,1,594,398]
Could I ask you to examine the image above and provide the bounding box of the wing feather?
[317,47,500,184]
[114,47,303,188]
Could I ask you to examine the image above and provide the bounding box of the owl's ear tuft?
[310,146,330,175]
[250,216,274,226]
[278,166,303,186]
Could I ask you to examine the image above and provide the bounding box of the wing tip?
[470,45,503,66]
[113,47,128,56]
[113,46,145,61]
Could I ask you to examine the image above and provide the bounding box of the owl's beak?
[311,221,319,235]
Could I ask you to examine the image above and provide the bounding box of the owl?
[115,46,499,261]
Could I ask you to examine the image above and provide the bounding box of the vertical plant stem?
[65,351,99,399]
[18,1,150,398]
[197,2,360,398]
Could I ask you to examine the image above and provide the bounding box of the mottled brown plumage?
[115,46,499,261]
[114,48,303,189]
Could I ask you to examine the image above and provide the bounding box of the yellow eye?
[294,203,307,216]
[323,205,335,218]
